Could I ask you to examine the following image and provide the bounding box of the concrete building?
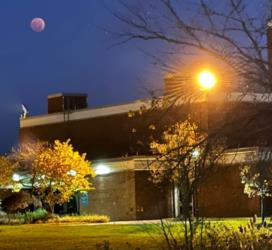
[18,92,272,220]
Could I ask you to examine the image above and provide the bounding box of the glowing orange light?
[197,70,217,91]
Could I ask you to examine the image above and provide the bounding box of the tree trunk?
[47,202,55,214]
[180,183,194,250]
[261,196,265,226]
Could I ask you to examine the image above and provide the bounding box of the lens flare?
[198,70,217,90]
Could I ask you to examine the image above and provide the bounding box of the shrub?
[189,220,272,250]
[0,213,24,225]
[154,219,272,250]
[24,208,48,223]
[96,241,113,250]
[0,212,109,225]
[47,214,110,224]
[1,191,42,213]
[0,208,48,225]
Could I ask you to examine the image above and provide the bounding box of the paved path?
[102,219,161,225]
[63,219,162,226]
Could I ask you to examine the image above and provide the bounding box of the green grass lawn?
[0,224,161,250]
[0,218,259,250]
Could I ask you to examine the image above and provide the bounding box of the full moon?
[30,17,46,32]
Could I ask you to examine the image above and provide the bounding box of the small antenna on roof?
[21,104,29,119]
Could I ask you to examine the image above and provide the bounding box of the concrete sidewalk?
[63,219,162,226]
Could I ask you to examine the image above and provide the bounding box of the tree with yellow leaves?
[11,141,48,192]
[12,140,95,213]
[240,148,272,226]
[150,119,204,217]
[35,140,95,213]
[0,156,17,187]
[150,119,223,250]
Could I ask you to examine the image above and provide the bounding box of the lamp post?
[197,70,217,130]
[192,70,217,217]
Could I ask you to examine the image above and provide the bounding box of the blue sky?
[0,0,162,153]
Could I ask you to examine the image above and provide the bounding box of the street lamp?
[196,67,217,142]
[192,70,217,217]
[197,70,217,91]
[196,69,217,130]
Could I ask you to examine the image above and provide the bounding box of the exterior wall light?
[12,173,21,182]
[95,164,111,175]
[192,149,200,158]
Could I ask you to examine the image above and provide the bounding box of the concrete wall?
[80,171,136,221]
[79,169,174,221]
[198,165,259,217]
[135,171,173,219]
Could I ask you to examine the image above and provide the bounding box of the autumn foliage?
[0,156,17,187]
[0,140,95,213]
[150,119,204,185]
[35,140,95,212]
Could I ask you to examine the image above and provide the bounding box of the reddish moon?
[31,17,46,32]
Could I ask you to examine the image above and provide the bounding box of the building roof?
[48,93,88,99]
[20,99,151,128]
[20,92,272,129]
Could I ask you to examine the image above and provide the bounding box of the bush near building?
[0,209,109,225]
[46,214,110,224]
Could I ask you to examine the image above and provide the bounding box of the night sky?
[0,1,162,153]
